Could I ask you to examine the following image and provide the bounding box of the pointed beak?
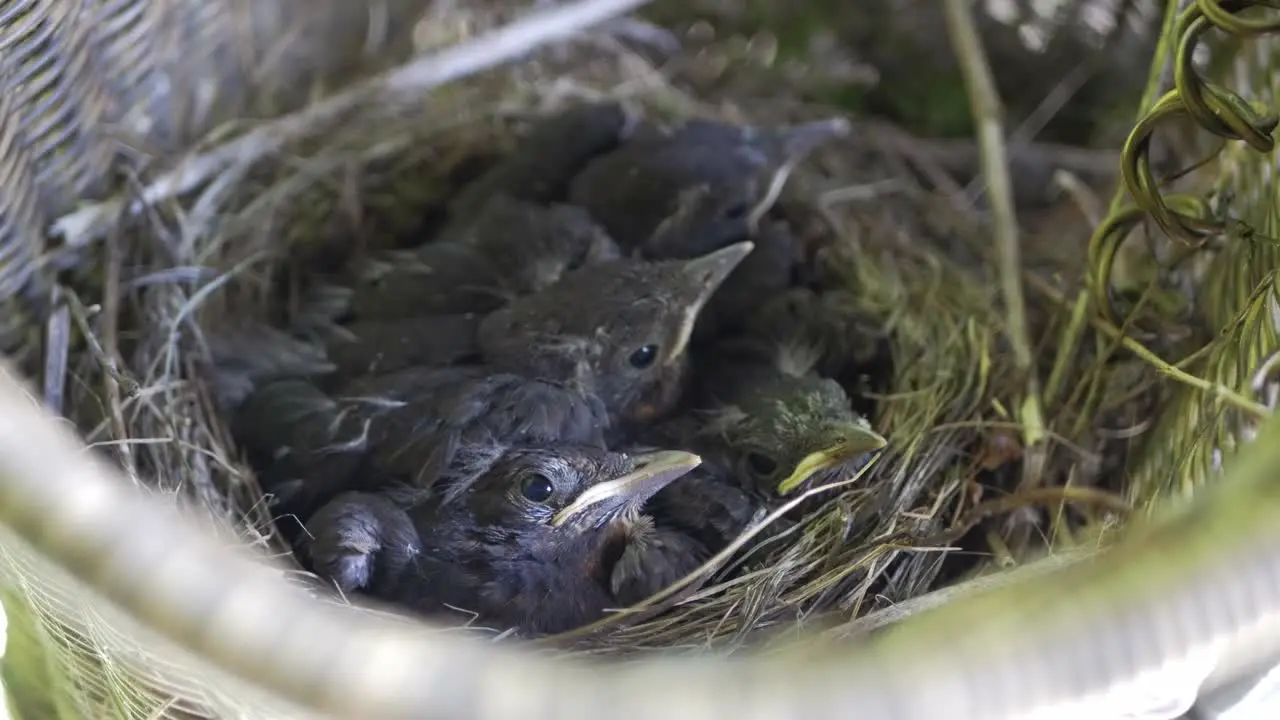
[778,117,852,162]
[551,450,702,527]
[776,422,887,495]
[668,241,755,359]
[683,241,755,295]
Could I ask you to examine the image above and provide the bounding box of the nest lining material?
[3,25,1176,720]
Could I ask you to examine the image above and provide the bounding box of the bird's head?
[461,447,703,534]
[570,115,850,249]
[701,370,886,498]
[477,242,754,422]
[414,446,700,636]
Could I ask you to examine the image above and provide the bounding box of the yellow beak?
[668,241,755,362]
[776,424,887,495]
[551,450,702,527]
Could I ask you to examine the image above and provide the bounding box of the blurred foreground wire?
[1,355,1279,719]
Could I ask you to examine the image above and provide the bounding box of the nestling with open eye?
[221,240,752,523]
[626,323,887,567]
[330,240,755,495]
[477,239,755,430]
[284,192,747,385]
[230,367,612,530]
[569,116,851,252]
[300,446,703,635]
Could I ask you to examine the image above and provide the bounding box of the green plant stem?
[943,0,1046,487]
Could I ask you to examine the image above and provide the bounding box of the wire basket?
[1,0,1279,718]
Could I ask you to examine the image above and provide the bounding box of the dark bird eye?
[746,452,779,478]
[519,474,555,503]
[724,201,750,220]
[628,344,659,369]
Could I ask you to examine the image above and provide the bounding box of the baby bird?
[569,116,850,251]
[455,196,621,299]
[336,196,620,325]
[683,285,888,501]
[307,192,741,382]
[317,312,485,380]
[618,314,888,588]
[606,456,759,605]
[634,361,884,551]
[688,355,886,498]
[231,367,611,527]
[477,240,755,428]
[301,446,703,636]
[225,242,754,521]
[448,100,634,222]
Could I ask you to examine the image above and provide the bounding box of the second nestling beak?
[552,450,703,527]
[667,241,755,362]
[776,421,887,495]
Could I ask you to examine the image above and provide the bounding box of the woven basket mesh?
[0,1,439,716]
[0,0,1277,717]
[0,0,438,362]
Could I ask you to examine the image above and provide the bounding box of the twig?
[1009,59,1098,149]
[984,528,1016,568]
[867,119,1120,195]
[49,0,654,248]
[61,287,141,401]
[943,0,1047,492]
[1042,287,1091,410]
[920,486,1133,549]
[961,58,1099,203]
[101,224,139,481]
[1052,169,1104,226]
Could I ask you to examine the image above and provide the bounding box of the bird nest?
[11,3,1278,717]
[46,40,1112,640]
